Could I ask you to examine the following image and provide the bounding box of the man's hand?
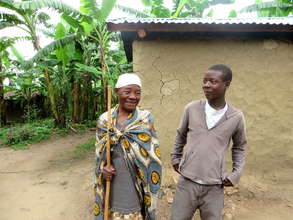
[173,163,180,173]
[223,178,233,187]
[102,165,116,181]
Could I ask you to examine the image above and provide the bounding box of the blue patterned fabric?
[93,106,162,220]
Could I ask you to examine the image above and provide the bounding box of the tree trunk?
[82,71,90,121]
[33,35,61,127]
[88,85,95,120]
[72,80,80,123]
[33,36,42,51]
[55,93,67,128]
[43,69,59,123]
[0,64,6,126]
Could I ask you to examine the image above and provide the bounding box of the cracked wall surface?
[132,38,293,195]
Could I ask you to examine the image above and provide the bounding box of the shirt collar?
[205,100,228,115]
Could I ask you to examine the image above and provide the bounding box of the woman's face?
[115,84,141,112]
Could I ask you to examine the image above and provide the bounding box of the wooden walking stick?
[104,85,112,220]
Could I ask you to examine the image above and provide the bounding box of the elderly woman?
[93,73,162,220]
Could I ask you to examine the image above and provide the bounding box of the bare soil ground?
[0,132,292,220]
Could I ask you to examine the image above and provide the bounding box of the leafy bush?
[56,129,69,136]
[23,104,41,122]
[83,120,97,128]
[1,121,52,148]
[0,118,96,150]
[70,123,87,133]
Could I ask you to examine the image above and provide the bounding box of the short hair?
[208,64,232,82]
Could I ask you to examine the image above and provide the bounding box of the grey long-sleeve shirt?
[171,100,247,186]
[110,123,141,213]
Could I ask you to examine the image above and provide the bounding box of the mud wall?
[133,38,293,199]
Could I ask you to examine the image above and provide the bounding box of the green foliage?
[170,0,235,17]
[99,0,117,21]
[23,104,41,122]
[2,0,236,129]
[240,0,293,17]
[205,8,214,17]
[0,119,94,149]
[116,0,235,18]
[14,0,89,21]
[28,34,76,64]
[150,0,171,17]
[209,0,235,5]
[10,45,25,63]
[141,0,152,6]
[54,23,76,65]
[69,123,87,134]
[75,63,104,77]
[74,137,95,154]
[60,180,68,185]
[35,180,46,185]
[0,13,24,29]
[80,0,100,17]
[172,0,188,17]
[228,9,237,17]
[83,120,96,128]
[181,0,210,17]
[115,4,149,17]
[56,128,69,136]
[0,120,52,149]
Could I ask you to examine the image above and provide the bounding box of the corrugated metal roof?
[107,17,293,26]
[108,17,293,62]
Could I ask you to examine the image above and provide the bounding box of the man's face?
[115,85,141,112]
[202,69,229,101]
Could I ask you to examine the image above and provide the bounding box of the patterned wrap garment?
[93,106,162,220]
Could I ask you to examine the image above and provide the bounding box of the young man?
[170,64,247,220]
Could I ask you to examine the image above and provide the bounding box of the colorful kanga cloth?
[111,211,144,220]
[93,106,162,220]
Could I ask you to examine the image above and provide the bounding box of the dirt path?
[1,132,292,220]
[0,132,95,220]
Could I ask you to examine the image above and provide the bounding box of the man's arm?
[226,112,247,186]
[170,106,189,171]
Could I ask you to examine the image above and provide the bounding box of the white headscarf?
[115,73,142,88]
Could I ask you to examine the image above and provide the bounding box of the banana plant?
[78,0,117,111]
[0,0,61,126]
[0,37,13,126]
[0,0,56,51]
[0,0,92,127]
[0,36,29,126]
[240,0,293,17]
[21,0,118,118]
[51,22,77,127]
[116,0,235,18]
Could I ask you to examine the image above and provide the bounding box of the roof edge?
[107,17,293,33]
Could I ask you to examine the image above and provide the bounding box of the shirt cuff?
[171,158,181,166]
[226,172,240,186]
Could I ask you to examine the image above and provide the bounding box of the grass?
[74,137,96,155]
[0,119,52,150]
[0,119,96,150]
[35,180,46,185]
[60,181,68,185]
